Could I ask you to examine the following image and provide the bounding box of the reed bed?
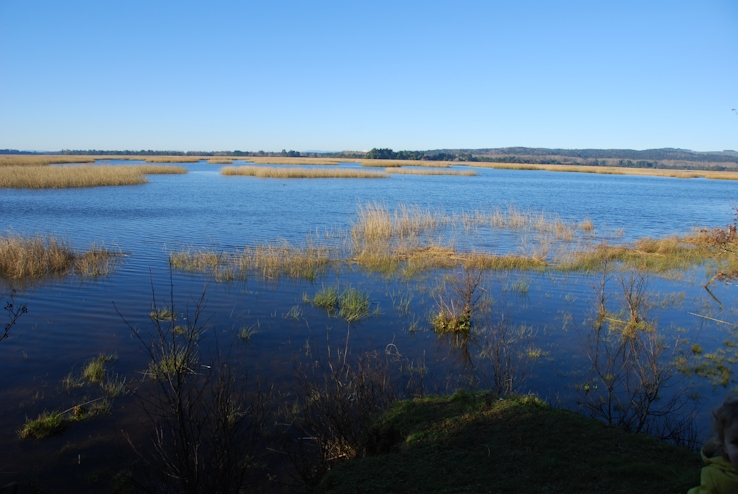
[0,235,119,280]
[0,165,147,188]
[238,241,335,280]
[168,202,734,281]
[131,165,188,175]
[145,157,202,163]
[221,165,388,179]
[459,204,577,241]
[0,155,95,167]
[207,158,233,164]
[360,160,452,168]
[245,157,345,165]
[385,168,477,176]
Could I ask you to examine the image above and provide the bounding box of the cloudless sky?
[0,0,736,152]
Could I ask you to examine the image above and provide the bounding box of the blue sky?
[1,1,736,152]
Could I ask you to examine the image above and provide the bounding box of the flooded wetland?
[1,158,737,491]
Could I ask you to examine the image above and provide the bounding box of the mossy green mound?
[318,391,701,494]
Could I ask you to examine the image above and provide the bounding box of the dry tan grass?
[360,159,452,168]
[0,235,118,280]
[221,165,388,179]
[385,168,477,176]
[207,158,233,164]
[145,157,202,163]
[238,241,335,280]
[0,166,147,188]
[0,156,95,167]
[578,219,595,232]
[245,157,345,165]
[132,165,188,175]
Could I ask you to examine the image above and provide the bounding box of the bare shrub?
[118,277,269,493]
[282,345,397,488]
[574,267,698,447]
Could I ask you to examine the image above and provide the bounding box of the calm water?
[1,161,736,490]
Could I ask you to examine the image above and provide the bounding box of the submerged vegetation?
[221,165,388,179]
[0,234,119,280]
[0,164,186,188]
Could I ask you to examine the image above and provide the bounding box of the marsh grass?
[306,286,373,321]
[311,285,340,313]
[221,165,388,179]
[19,411,66,439]
[82,353,118,384]
[207,158,233,164]
[385,168,477,176]
[239,241,335,280]
[0,235,119,280]
[360,160,452,168]
[171,203,729,283]
[338,288,371,322]
[0,165,147,188]
[170,250,236,282]
[145,157,202,163]
[132,165,188,174]
[0,155,95,167]
[245,157,345,165]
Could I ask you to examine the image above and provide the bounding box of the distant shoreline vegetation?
[2,145,737,171]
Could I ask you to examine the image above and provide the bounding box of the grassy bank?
[221,165,388,179]
[318,391,700,494]
[0,165,186,188]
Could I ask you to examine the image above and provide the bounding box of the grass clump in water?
[307,286,372,322]
[221,165,388,179]
[239,241,334,281]
[0,235,119,281]
[310,285,340,313]
[82,353,117,384]
[19,411,67,439]
[338,288,371,322]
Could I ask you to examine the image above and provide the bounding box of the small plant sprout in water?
[239,323,259,343]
